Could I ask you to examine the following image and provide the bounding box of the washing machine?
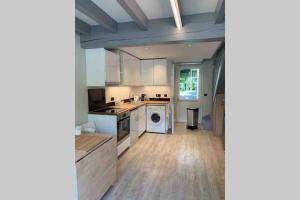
[147,105,166,133]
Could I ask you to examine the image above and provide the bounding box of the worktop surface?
[75,133,113,162]
[114,101,170,113]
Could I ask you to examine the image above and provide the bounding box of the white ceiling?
[119,41,222,62]
[91,0,132,22]
[76,0,219,25]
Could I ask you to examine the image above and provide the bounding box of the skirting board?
[175,120,202,124]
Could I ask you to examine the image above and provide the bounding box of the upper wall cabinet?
[86,48,120,87]
[141,59,169,86]
[140,60,154,86]
[153,59,168,85]
[121,52,140,86]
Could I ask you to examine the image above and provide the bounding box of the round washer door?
[151,112,161,124]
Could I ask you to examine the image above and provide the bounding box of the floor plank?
[102,123,224,200]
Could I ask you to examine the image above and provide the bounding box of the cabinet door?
[121,53,131,85]
[130,109,139,145]
[138,105,146,135]
[105,51,120,83]
[76,138,116,200]
[153,59,168,85]
[86,48,106,86]
[131,56,140,86]
[140,60,154,86]
[122,53,140,86]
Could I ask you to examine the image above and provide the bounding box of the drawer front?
[76,138,117,200]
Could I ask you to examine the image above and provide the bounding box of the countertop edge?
[88,101,171,116]
[75,134,113,163]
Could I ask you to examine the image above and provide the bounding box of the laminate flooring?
[102,123,224,200]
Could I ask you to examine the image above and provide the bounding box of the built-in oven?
[117,112,130,144]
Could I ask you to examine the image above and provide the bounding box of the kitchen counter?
[114,100,170,113]
[75,133,113,162]
[88,101,170,115]
[75,133,117,200]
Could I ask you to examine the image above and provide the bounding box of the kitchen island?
[75,133,117,200]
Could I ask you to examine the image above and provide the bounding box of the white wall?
[75,34,88,125]
[131,86,172,98]
[105,85,173,103]
[105,86,132,103]
[174,60,214,123]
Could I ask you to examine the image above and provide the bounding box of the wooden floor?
[102,123,224,200]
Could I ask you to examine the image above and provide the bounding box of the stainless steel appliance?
[187,108,199,129]
[117,111,130,144]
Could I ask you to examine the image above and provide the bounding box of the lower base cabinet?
[76,138,117,200]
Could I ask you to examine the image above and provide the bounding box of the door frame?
[173,63,203,123]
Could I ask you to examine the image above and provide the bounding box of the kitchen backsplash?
[131,86,172,98]
[106,86,172,103]
[105,86,132,103]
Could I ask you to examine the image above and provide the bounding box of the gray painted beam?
[75,18,91,35]
[80,13,225,49]
[75,0,117,32]
[215,0,225,23]
[117,0,148,30]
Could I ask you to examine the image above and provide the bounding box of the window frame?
[177,65,200,102]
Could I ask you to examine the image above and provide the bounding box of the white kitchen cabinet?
[140,60,154,86]
[76,136,116,200]
[106,50,120,83]
[86,48,120,86]
[130,106,146,145]
[140,59,169,86]
[138,105,146,136]
[153,59,168,85]
[121,52,140,86]
[130,109,139,145]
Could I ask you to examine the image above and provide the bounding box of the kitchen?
[75,1,225,200]
[4,0,299,199]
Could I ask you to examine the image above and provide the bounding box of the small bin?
[187,108,199,129]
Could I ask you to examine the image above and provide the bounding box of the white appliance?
[147,105,166,133]
[133,96,139,101]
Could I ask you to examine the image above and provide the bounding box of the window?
[178,67,199,100]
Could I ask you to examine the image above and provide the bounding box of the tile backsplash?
[105,86,132,103]
[131,86,172,98]
[105,86,172,103]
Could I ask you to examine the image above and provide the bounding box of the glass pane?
[179,68,199,100]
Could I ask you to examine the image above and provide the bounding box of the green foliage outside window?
[179,68,199,100]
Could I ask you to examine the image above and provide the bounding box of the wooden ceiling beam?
[117,0,148,30]
[215,0,225,23]
[75,18,91,35]
[80,13,224,48]
[75,0,117,32]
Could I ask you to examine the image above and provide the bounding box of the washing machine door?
[150,112,162,125]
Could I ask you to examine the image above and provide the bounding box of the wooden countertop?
[88,101,170,115]
[114,101,170,113]
[75,133,113,162]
